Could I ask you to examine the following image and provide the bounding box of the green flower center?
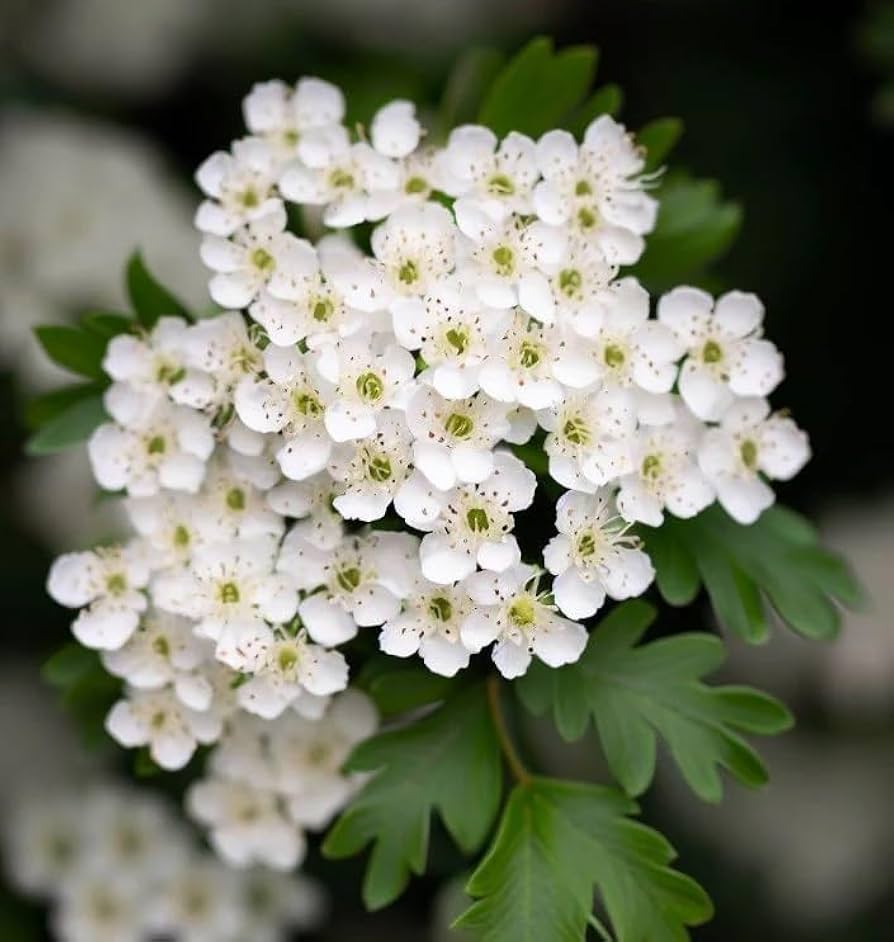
[277,646,299,672]
[151,635,170,658]
[312,297,334,323]
[147,435,166,454]
[562,416,591,446]
[219,581,240,604]
[398,259,419,285]
[702,340,723,364]
[251,247,275,273]
[445,412,474,439]
[508,597,536,627]
[329,168,354,189]
[356,371,384,402]
[558,268,582,296]
[577,531,598,558]
[226,487,246,511]
[488,173,516,196]
[642,454,662,479]
[519,339,542,369]
[293,390,323,416]
[106,572,127,595]
[740,439,759,469]
[445,327,470,355]
[405,175,428,194]
[336,567,362,592]
[492,245,515,276]
[428,596,453,621]
[366,453,392,482]
[156,363,185,384]
[239,188,259,208]
[577,206,598,229]
[604,344,626,369]
[173,524,191,548]
[575,179,593,196]
[466,507,490,533]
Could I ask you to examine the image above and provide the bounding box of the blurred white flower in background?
[0,109,206,389]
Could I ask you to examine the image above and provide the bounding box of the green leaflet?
[517,600,792,801]
[632,172,742,293]
[456,777,712,942]
[24,393,107,456]
[567,83,624,137]
[436,47,507,141]
[641,505,863,643]
[33,325,108,381]
[478,37,598,138]
[126,251,192,327]
[637,117,683,172]
[323,683,502,910]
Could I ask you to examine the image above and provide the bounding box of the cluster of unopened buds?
[46,76,810,866]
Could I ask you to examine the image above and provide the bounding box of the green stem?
[486,675,530,785]
[587,913,615,942]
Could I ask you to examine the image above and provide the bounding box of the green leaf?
[42,643,98,687]
[437,47,506,141]
[568,83,624,137]
[478,38,599,137]
[126,252,191,327]
[81,310,133,339]
[323,684,502,910]
[517,600,792,801]
[365,665,456,718]
[641,505,864,642]
[637,117,683,172]
[33,325,107,380]
[456,777,713,942]
[23,383,104,431]
[25,394,107,456]
[633,173,742,293]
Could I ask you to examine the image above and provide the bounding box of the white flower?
[543,490,655,619]
[52,872,148,942]
[478,311,564,409]
[536,233,616,335]
[268,689,377,829]
[89,398,215,497]
[242,77,345,166]
[404,386,511,492]
[658,286,784,421]
[235,869,325,942]
[252,235,368,348]
[179,310,264,409]
[279,135,400,228]
[266,473,344,549]
[105,686,222,770]
[234,343,334,480]
[370,99,422,159]
[616,410,715,526]
[278,531,418,643]
[47,544,150,650]
[152,538,297,647]
[379,576,473,676]
[329,411,413,521]
[553,276,682,395]
[195,137,282,236]
[698,396,810,524]
[151,857,244,942]
[316,333,416,442]
[440,126,538,218]
[234,629,349,719]
[5,795,86,893]
[200,203,302,309]
[416,450,536,584]
[124,490,209,567]
[534,117,658,264]
[187,778,305,870]
[101,610,211,709]
[461,563,587,678]
[391,276,504,399]
[540,387,637,491]
[102,315,191,401]
[454,200,564,319]
[371,202,457,300]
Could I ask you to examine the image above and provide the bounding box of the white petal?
[678,360,734,422]
[452,445,494,484]
[419,635,470,677]
[371,100,421,158]
[299,595,358,645]
[714,290,764,338]
[657,286,714,341]
[728,339,784,397]
[715,476,775,525]
[420,533,475,584]
[413,441,457,491]
[553,569,606,619]
[601,548,655,600]
[533,619,588,667]
[459,610,500,653]
[379,619,423,657]
[492,639,532,679]
[759,417,810,480]
[476,537,521,572]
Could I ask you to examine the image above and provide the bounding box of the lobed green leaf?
[33,325,107,381]
[25,394,107,456]
[126,251,191,327]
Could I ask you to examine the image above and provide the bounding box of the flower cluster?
[3,783,324,942]
[44,76,811,866]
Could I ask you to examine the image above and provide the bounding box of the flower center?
[147,435,166,454]
[276,645,299,672]
[466,507,490,533]
[106,572,127,595]
[251,247,275,272]
[293,390,323,416]
[604,343,626,369]
[239,187,259,208]
[577,530,598,558]
[428,596,453,621]
[219,581,240,604]
[444,412,474,439]
[740,439,759,470]
[519,339,542,369]
[312,297,334,323]
[329,168,354,189]
[492,245,515,276]
[558,268,582,297]
[365,453,392,482]
[575,179,593,196]
[336,566,362,592]
[445,327,470,355]
[562,415,591,446]
[641,454,662,479]
[151,635,170,658]
[226,487,246,511]
[702,340,723,364]
[398,259,419,285]
[487,173,516,196]
[173,524,191,548]
[508,596,536,627]
[405,175,428,194]
[577,206,598,229]
[356,371,384,402]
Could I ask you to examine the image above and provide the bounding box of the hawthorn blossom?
[698,397,810,524]
[543,490,655,619]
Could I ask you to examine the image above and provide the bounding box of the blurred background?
[1,0,892,939]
